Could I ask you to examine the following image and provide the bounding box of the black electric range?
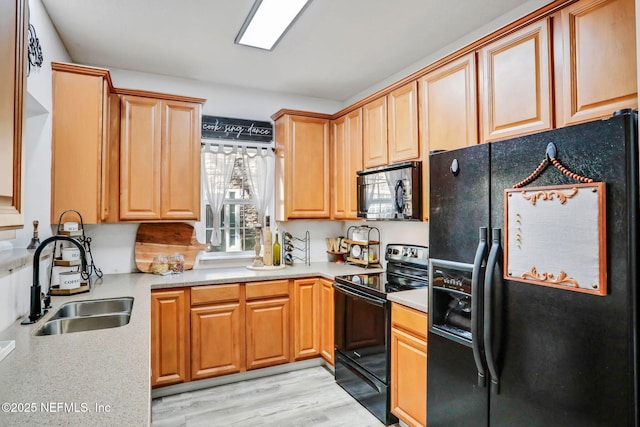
[333,243,428,425]
[335,243,429,297]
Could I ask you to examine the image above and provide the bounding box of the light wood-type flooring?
[152,366,398,426]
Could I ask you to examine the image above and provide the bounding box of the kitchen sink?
[49,297,134,319]
[35,313,131,336]
[35,297,134,336]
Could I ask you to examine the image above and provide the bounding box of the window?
[201,152,258,253]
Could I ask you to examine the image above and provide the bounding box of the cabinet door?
[120,95,162,220]
[331,116,348,219]
[0,0,26,230]
[362,97,388,168]
[161,100,201,220]
[103,90,121,222]
[151,289,189,387]
[419,53,477,221]
[346,109,363,219]
[319,279,335,365]
[246,297,290,370]
[293,278,320,360]
[556,0,637,125]
[419,53,478,152]
[388,81,419,163]
[274,117,286,222]
[391,327,427,427]
[51,69,107,224]
[287,116,331,219]
[479,19,552,142]
[191,302,244,380]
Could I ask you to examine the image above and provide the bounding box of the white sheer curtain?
[201,144,236,246]
[242,146,275,225]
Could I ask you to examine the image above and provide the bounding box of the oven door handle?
[338,356,383,393]
[333,283,386,307]
[471,227,488,388]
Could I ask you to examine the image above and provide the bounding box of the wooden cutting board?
[135,223,206,273]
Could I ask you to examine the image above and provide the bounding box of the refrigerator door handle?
[483,228,503,395]
[471,227,488,387]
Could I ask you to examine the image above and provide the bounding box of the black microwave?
[356,161,422,220]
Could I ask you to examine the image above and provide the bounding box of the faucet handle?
[42,292,51,310]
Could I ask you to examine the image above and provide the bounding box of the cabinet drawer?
[391,303,427,340]
[191,284,240,305]
[246,280,289,300]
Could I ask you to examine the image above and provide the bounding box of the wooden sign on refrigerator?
[504,183,606,296]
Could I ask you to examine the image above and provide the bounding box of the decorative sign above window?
[202,115,273,143]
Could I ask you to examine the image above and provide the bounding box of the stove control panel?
[386,244,429,267]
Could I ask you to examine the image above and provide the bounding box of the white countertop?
[0,262,382,426]
[387,288,428,313]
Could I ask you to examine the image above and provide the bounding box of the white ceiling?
[41,0,539,102]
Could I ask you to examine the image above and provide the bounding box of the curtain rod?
[200,140,275,151]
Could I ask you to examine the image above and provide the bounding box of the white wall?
[109,68,342,120]
[343,0,556,107]
[0,0,71,331]
[14,0,71,248]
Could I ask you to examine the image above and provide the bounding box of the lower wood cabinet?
[293,278,320,360]
[151,278,334,388]
[190,284,244,380]
[246,297,290,370]
[151,288,190,388]
[319,279,334,365]
[391,303,427,427]
[245,280,291,370]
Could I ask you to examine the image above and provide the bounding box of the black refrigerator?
[427,110,639,427]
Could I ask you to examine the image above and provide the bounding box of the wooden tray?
[54,258,81,266]
[50,282,90,295]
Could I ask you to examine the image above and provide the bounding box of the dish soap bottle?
[263,216,273,266]
[273,232,281,266]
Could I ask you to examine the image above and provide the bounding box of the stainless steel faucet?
[21,235,88,324]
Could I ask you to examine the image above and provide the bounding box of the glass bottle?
[263,216,273,266]
[273,233,281,266]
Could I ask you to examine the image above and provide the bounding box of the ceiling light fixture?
[235,0,312,51]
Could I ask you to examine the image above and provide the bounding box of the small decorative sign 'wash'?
[201,115,273,143]
[504,182,607,296]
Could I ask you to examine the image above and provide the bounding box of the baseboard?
[152,357,333,399]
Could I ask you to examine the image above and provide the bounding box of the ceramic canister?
[59,271,81,290]
[50,266,77,286]
[62,247,80,261]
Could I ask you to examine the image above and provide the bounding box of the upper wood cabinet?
[362,96,388,168]
[293,278,320,360]
[478,18,553,142]
[0,0,27,230]
[419,53,478,152]
[363,81,419,169]
[151,288,190,388]
[51,63,120,224]
[388,81,420,163]
[331,108,362,220]
[555,0,637,126]
[119,93,202,221]
[331,116,348,219]
[273,111,332,220]
[418,53,478,221]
